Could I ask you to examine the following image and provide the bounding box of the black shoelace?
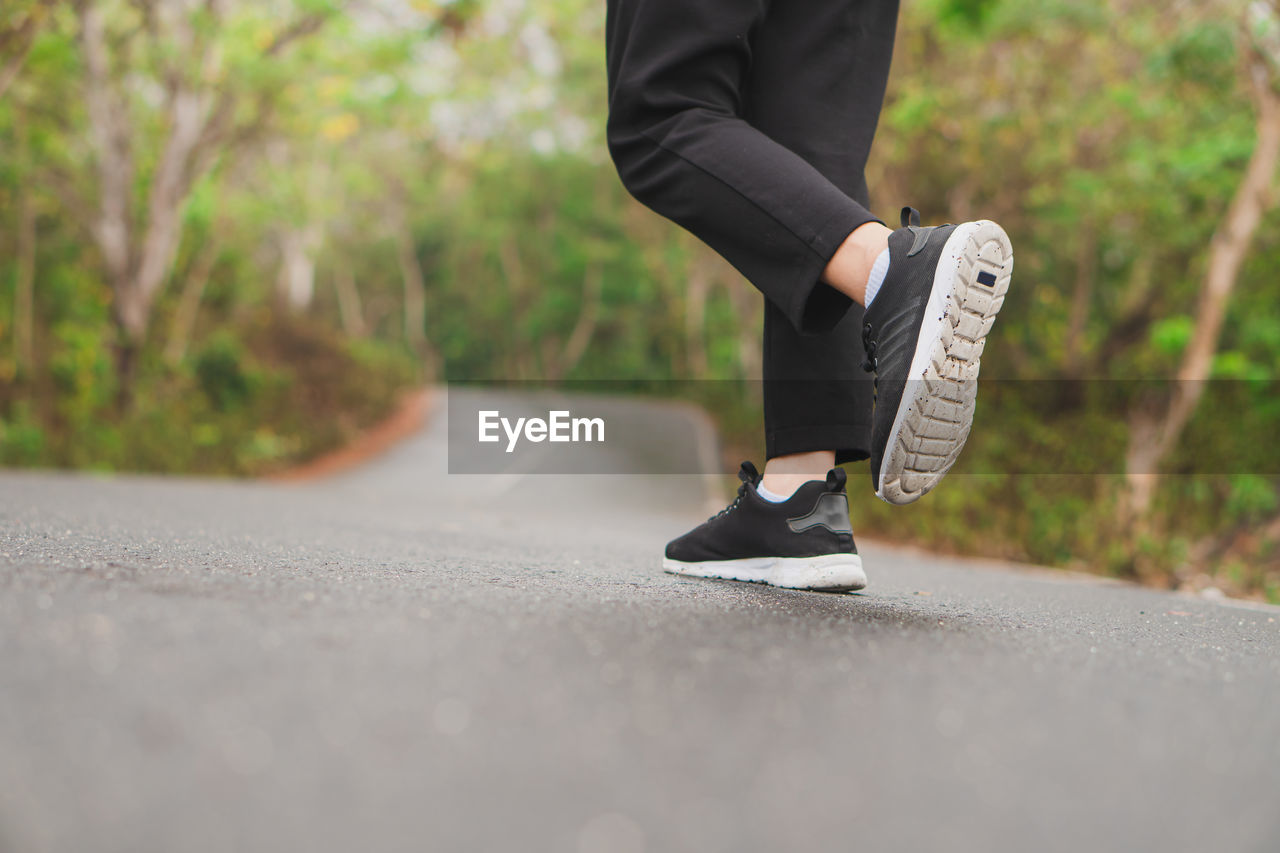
[711,482,749,521]
[862,322,879,406]
[709,462,759,521]
[861,323,878,374]
[859,206,923,389]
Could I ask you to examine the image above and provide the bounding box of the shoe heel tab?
[787,491,854,535]
[825,467,847,492]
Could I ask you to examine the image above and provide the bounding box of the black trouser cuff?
[766,424,871,465]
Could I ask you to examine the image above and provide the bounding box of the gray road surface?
[2,388,1278,853]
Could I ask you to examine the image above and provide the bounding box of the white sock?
[863,247,891,307]
[756,483,794,503]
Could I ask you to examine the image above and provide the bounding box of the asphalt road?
[2,388,1278,853]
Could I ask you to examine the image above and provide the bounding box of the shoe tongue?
[825,467,847,491]
[738,461,760,485]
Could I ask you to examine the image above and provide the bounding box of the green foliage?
[1225,475,1279,525]
[1150,316,1193,358]
[1,312,420,475]
[195,333,259,412]
[931,0,1002,33]
[1,0,1278,598]
[0,402,45,466]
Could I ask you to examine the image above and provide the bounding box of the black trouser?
[605,0,900,463]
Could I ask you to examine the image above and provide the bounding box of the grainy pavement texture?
[2,388,1278,853]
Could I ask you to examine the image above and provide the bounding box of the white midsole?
[662,553,866,591]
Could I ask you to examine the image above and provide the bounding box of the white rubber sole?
[662,553,867,591]
[876,220,1013,505]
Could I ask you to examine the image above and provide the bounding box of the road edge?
[268,388,434,483]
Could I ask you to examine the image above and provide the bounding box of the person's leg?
[607,0,899,591]
[744,0,901,497]
[744,0,1014,507]
[612,0,1014,591]
[605,0,884,336]
[607,0,900,498]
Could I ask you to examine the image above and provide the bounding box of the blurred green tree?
[2,0,1279,596]
[67,0,337,397]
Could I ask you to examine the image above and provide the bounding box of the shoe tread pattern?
[879,221,1012,504]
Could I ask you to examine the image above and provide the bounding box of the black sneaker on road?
[861,207,1013,505]
[663,461,866,591]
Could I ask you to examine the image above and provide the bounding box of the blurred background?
[2,0,1279,598]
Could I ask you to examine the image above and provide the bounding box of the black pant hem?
[766,424,872,464]
[788,211,881,336]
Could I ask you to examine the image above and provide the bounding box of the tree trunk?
[79,4,134,321]
[684,252,711,378]
[496,237,530,377]
[1122,57,1280,521]
[1064,219,1096,377]
[164,241,219,364]
[80,4,154,399]
[13,117,35,376]
[726,276,763,395]
[276,226,320,311]
[113,337,139,411]
[1085,251,1157,374]
[396,221,426,348]
[549,264,602,381]
[73,2,331,397]
[332,264,366,338]
[14,181,36,376]
[396,219,438,376]
[133,86,209,316]
[0,0,53,102]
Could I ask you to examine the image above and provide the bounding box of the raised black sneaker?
[663,461,866,591]
[861,207,1013,504]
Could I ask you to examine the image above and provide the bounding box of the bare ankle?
[822,221,892,305]
[761,451,836,498]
